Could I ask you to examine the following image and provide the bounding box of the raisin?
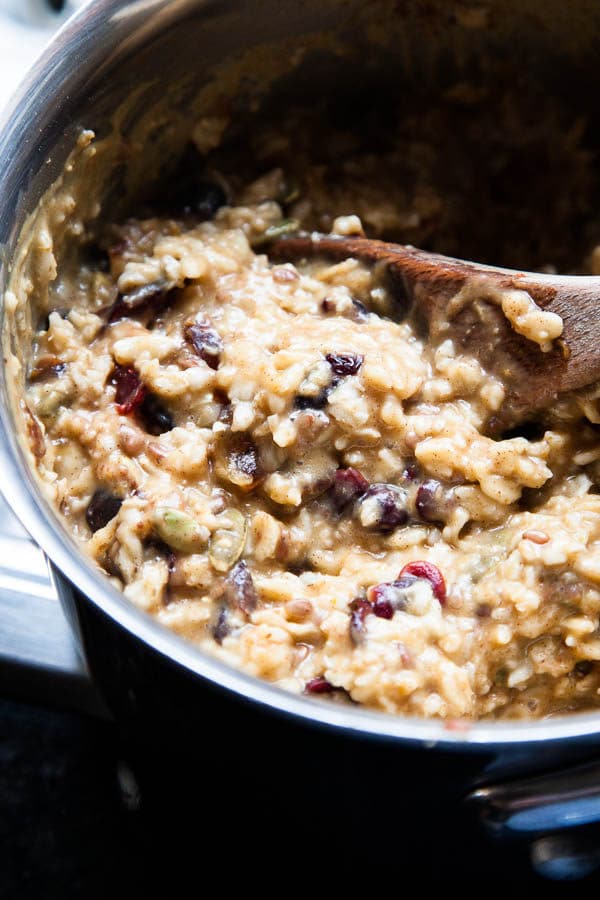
[137,393,174,435]
[232,442,259,481]
[184,322,223,370]
[330,467,369,511]
[326,353,363,376]
[223,560,257,616]
[356,484,409,532]
[212,606,230,644]
[305,677,335,694]
[294,390,330,411]
[29,361,67,383]
[415,479,454,525]
[107,282,172,324]
[86,489,122,533]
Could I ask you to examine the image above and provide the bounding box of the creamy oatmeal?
[11,110,600,721]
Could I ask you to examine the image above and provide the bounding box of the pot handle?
[0,494,109,718]
[468,760,600,836]
[468,761,600,879]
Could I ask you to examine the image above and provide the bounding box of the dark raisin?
[232,442,259,480]
[349,597,372,644]
[305,677,335,694]
[399,561,446,605]
[415,479,454,525]
[294,389,330,411]
[330,467,369,511]
[574,660,594,679]
[111,365,146,414]
[326,353,363,377]
[29,361,67,383]
[108,282,172,324]
[368,576,419,618]
[169,176,227,220]
[402,463,420,482]
[294,363,336,411]
[137,392,174,435]
[224,560,257,617]
[476,603,492,618]
[212,606,230,644]
[356,484,409,532]
[184,322,223,370]
[86,489,122,533]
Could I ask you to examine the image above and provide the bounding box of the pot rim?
[2,0,599,750]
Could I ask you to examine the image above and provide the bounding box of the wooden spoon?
[269,233,600,433]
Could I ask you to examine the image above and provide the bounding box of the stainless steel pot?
[3,0,600,874]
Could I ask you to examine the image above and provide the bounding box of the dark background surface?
[0,694,556,897]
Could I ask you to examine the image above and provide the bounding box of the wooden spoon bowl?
[270,234,600,433]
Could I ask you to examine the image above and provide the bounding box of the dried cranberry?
[108,282,172,324]
[357,484,409,532]
[368,575,419,618]
[305,677,335,694]
[330,467,369,511]
[415,479,446,524]
[349,597,372,644]
[224,560,257,616]
[85,489,122,533]
[112,365,146,414]
[184,322,223,370]
[137,392,174,435]
[326,353,364,377]
[399,561,447,605]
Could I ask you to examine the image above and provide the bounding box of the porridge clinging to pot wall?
[12,94,600,722]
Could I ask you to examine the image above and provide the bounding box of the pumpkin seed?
[153,507,209,553]
[209,508,247,572]
[252,218,300,248]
